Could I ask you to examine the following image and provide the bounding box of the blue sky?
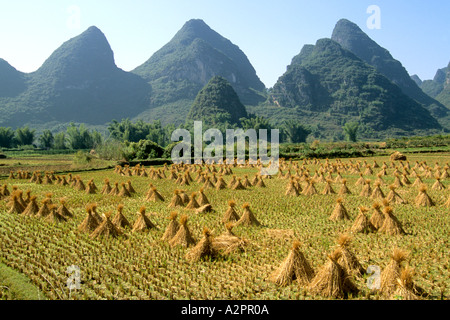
[0,0,449,87]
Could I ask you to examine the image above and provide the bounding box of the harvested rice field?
[0,153,449,300]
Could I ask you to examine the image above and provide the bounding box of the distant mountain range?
[0,18,448,140]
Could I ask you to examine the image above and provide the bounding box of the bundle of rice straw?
[380,248,409,296]
[255,176,266,188]
[101,179,112,195]
[378,206,405,236]
[60,176,69,186]
[251,174,259,186]
[35,198,52,218]
[401,174,411,186]
[308,250,359,299]
[228,175,237,188]
[57,199,73,218]
[185,192,200,209]
[146,187,164,202]
[7,194,25,214]
[118,182,131,197]
[392,174,403,188]
[90,212,122,239]
[334,234,364,276]
[212,223,248,255]
[222,200,240,223]
[161,212,180,241]
[355,173,365,186]
[132,206,157,232]
[1,184,10,197]
[385,185,406,205]
[269,240,315,286]
[85,180,97,194]
[338,179,351,195]
[168,214,196,248]
[202,177,215,189]
[185,227,218,262]
[350,207,376,234]
[125,180,136,194]
[78,206,100,233]
[112,204,131,229]
[196,204,213,214]
[215,176,227,190]
[89,203,103,224]
[431,177,445,191]
[74,177,85,191]
[359,179,372,197]
[197,188,210,206]
[411,176,423,188]
[44,204,67,223]
[322,179,335,195]
[390,266,423,300]
[232,178,246,190]
[414,185,435,207]
[234,203,261,227]
[109,182,120,196]
[369,202,385,230]
[285,179,299,196]
[329,198,350,221]
[22,195,40,216]
[180,190,191,205]
[302,179,317,196]
[242,175,252,188]
[370,181,385,200]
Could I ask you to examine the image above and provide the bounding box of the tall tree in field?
[15,126,35,146]
[38,130,54,149]
[282,120,311,143]
[0,127,15,148]
[343,122,360,142]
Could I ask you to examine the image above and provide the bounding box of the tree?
[38,130,54,149]
[240,115,272,131]
[66,123,102,150]
[0,127,15,148]
[282,120,312,143]
[53,132,67,149]
[343,122,360,142]
[15,126,35,146]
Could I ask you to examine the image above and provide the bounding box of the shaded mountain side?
[132,19,266,106]
[186,76,248,126]
[0,59,27,97]
[0,26,151,127]
[331,19,448,119]
[269,38,442,137]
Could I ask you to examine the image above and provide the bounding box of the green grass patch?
[0,261,46,300]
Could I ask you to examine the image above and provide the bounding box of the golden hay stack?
[89,203,103,224]
[44,204,67,224]
[118,183,131,197]
[178,190,190,204]
[126,180,136,194]
[196,204,213,214]
[380,248,409,296]
[335,234,365,275]
[329,198,350,221]
[234,203,261,227]
[431,177,445,191]
[161,212,180,241]
[414,185,435,207]
[385,185,406,205]
[370,182,385,200]
[255,176,266,188]
[308,250,359,299]
[390,266,421,300]
[168,190,184,208]
[322,180,335,195]
[146,187,164,202]
[112,204,131,229]
[78,207,100,233]
[338,179,351,195]
[378,206,405,236]
[35,198,52,218]
[22,195,40,216]
[231,178,246,190]
[185,192,200,209]
[101,179,112,195]
[215,176,227,190]
[197,188,210,206]
[7,194,25,214]
[350,207,376,234]
[185,228,218,263]
[269,240,315,287]
[285,179,299,196]
[359,179,372,197]
[108,182,119,196]
[211,223,248,255]
[222,200,240,223]
[132,206,157,233]
[168,215,196,248]
[57,199,73,218]
[90,212,123,239]
[85,180,96,194]
[369,202,385,230]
